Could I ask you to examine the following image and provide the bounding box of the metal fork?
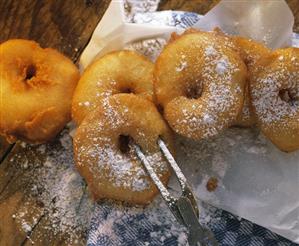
[133,138,218,246]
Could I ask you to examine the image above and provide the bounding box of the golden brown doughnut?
[72,50,154,125]
[250,48,299,152]
[0,39,80,143]
[154,31,247,140]
[233,37,271,127]
[73,94,173,205]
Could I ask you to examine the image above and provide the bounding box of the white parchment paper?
[193,0,294,48]
[80,0,299,243]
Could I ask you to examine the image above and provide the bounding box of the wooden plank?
[0,0,111,60]
[0,138,12,162]
[0,142,48,194]
[0,142,47,246]
[0,0,110,245]
[0,132,91,246]
[286,0,299,33]
[0,192,45,246]
[24,186,90,246]
[158,0,219,13]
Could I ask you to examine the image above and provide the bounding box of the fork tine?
[158,138,199,217]
[133,143,185,224]
[133,142,218,246]
[133,143,171,201]
[157,139,186,187]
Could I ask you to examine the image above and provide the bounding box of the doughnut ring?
[250,48,299,152]
[233,37,271,127]
[73,94,174,204]
[72,50,154,125]
[0,39,80,143]
[154,31,247,140]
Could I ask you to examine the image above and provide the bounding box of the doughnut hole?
[73,94,173,204]
[118,134,132,154]
[279,89,298,106]
[185,82,203,99]
[0,39,80,143]
[250,48,299,152]
[154,31,247,140]
[71,50,154,125]
[119,87,134,94]
[181,77,204,100]
[25,64,36,81]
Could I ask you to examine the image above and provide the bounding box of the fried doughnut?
[154,31,247,140]
[72,50,154,125]
[233,37,271,127]
[0,39,80,143]
[250,48,299,152]
[73,94,173,205]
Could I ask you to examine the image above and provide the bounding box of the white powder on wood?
[14,130,94,245]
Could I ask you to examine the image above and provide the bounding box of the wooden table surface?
[1,0,299,245]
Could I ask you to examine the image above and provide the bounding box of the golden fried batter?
[73,94,174,205]
[154,31,247,140]
[233,37,271,127]
[250,48,299,152]
[0,39,80,143]
[72,50,154,125]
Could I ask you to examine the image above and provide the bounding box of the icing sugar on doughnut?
[74,94,173,204]
[250,48,299,152]
[233,37,271,127]
[72,50,154,125]
[154,30,247,140]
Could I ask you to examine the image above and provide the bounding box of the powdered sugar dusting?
[251,58,299,125]
[201,46,242,138]
[170,36,244,139]
[12,130,94,244]
[176,60,188,72]
[205,45,217,56]
[215,57,229,74]
[75,96,169,193]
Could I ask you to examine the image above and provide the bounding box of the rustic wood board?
[0,0,111,60]
[1,0,299,245]
[0,143,46,245]
[158,0,219,13]
[0,133,91,246]
[0,0,110,245]
[0,138,12,162]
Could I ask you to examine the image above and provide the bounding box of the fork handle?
[177,197,218,246]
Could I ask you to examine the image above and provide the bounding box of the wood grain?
[0,138,12,162]
[286,0,299,33]
[158,0,219,13]
[0,0,111,165]
[0,143,47,246]
[0,0,110,245]
[0,134,90,246]
[0,0,111,60]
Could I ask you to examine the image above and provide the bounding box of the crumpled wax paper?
[193,0,294,48]
[80,0,178,69]
[80,0,299,243]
